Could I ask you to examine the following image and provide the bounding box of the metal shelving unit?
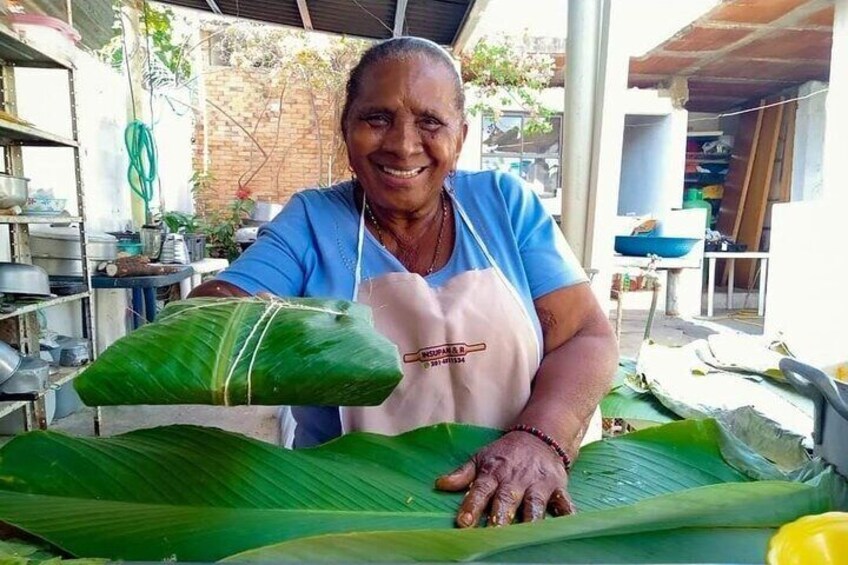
[0,25,96,434]
[0,292,91,322]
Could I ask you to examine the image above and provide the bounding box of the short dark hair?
[341,37,465,136]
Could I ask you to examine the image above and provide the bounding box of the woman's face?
[344,54,467,215]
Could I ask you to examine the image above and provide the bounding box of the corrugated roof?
[157,0,475,45]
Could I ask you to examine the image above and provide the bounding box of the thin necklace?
[365,190,448,275]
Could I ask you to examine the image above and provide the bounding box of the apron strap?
[351,180,541,367]
[353,188,366,301]
[448,185,543,365]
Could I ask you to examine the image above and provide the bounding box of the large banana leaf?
[74,297,403,406]
[600,359,679,424]
[0,539,105,565]
[231,480,837,563]
[0,420,839,562]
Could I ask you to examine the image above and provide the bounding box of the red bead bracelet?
[507,424,573,471]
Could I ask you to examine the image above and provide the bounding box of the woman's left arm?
[436,282,618,527]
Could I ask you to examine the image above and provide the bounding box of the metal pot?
[0,262,52,296]
[0,340,21,387]
[30,227,118,260]
[251,201,284,223]
[58,338,90,367]
[781,358,848,477]
[32,257,91,278]
[0,356,49,394]
[30,227,117,277]
[0,172,29,209]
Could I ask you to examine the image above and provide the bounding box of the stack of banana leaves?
[0,298,844,564]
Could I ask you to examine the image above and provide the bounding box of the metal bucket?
[0,173,29,209]
[781,358,848,477]
[30,227,117,276]
[30,227,118,260]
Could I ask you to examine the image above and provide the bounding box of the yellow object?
[767,512,848,565]
[703,184,724,199]
[833,364,848,382]
[630,219,657,236]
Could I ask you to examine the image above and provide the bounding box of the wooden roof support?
[204,0,223,15]
[296,0,313,31]
[393,0,408,37]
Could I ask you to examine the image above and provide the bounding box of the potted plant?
[200,188,255,262]
[160,211,206,262]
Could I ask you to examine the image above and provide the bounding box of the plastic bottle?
[682,187,713,229]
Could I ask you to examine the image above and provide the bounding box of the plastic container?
[54,381,84,419]
[682,188,713,229]
[614,236,701,258]
[117,241,144,256]
[23,195,67,216]
[9,13,80,57]
[184,233,206,263]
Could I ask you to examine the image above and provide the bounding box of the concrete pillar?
[822,0,848,204]
[560,0,631,308]
[584,0,629,274]
[560,0,602,265]
[791,81,827,201]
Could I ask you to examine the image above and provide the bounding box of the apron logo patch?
[403,342,487,368]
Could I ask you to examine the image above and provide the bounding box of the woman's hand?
[434,431,574,528]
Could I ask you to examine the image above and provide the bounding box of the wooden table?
[92,266,194,328]
[704,251,770,317]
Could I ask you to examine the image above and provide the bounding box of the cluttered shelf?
[685,152,731,164]
[0,364,87,419]
[0,291,90,322]
[0,113,78,147]
[0,215,82,224]
[0,21,71,69]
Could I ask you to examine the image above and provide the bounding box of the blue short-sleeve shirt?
[217,170,587,445]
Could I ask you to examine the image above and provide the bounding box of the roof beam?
[204,0,223,15]
[393,0,408,37]
[296,0,314,30]
[658,0,832,78]
[452,0,493,54]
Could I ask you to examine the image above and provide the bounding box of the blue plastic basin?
[614,236,701,258]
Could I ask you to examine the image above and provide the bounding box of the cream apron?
[341,188,602,442]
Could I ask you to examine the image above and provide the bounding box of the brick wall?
[193,59,349,214]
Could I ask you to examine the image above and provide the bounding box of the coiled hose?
[124,120,158,223]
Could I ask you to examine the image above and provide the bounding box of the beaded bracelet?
[507,424,573,471]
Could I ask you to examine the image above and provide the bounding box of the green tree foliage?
[461,35,556,133]
[101,1,192,87]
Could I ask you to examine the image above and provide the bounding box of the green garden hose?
[124,120,158,223]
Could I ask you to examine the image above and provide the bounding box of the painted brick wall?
[193,59,349,213]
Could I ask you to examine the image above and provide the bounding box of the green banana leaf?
[232,480,837,563]
[0,539,106,565]
[74,297,403,406]
[600,359,679,424]
[0,420,838,563]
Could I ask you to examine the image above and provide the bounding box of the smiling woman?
[342,43,466,274]
[190,36,618,531]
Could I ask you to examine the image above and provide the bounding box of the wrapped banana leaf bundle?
[74,297,403,406]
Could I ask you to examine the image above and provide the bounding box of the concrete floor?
[45,289,763,445]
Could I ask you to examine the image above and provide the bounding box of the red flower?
[235,186,252,201]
